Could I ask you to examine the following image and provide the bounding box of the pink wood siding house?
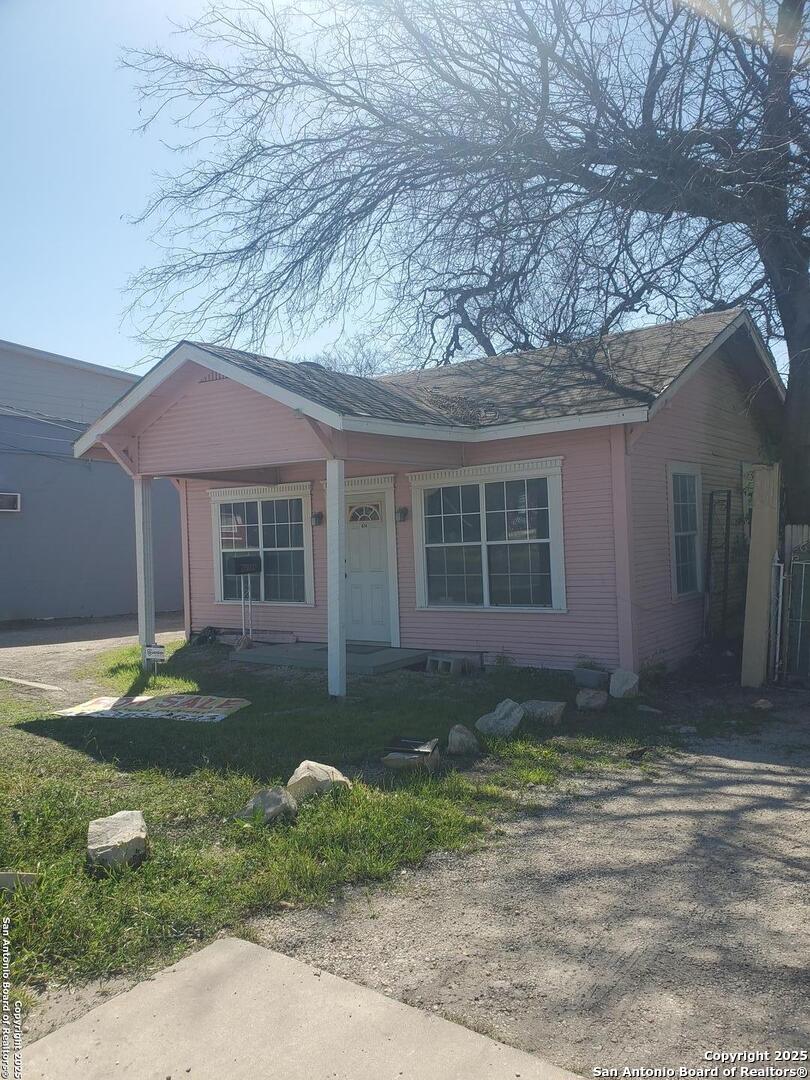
[75,309,784,695]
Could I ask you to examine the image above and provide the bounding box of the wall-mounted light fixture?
[311,511,324,526]
[396,506,409,523]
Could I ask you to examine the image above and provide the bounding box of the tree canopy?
[128,0,810,517]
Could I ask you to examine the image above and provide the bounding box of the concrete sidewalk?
[25,938,577,1080]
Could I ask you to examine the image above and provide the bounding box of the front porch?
[229,641,431,675]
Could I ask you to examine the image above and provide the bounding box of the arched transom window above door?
[349,503,382,523]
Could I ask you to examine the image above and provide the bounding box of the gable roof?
[75,308,784,457]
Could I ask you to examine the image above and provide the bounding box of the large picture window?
[412,460,565,610]
[668,464,703,597]
[212,485,313,604]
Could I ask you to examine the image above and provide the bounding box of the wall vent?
[199,372,227,383]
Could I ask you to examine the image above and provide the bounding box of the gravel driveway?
[0,615,183,703]
[253,717,810,1075]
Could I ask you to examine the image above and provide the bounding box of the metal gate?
[785,541,810,677]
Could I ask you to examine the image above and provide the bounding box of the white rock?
[521,700,566,725]
[286,760,352,800]
[87,810,148,871]
[447,724,480,755]
[475,699,525,736]
[637,704,664,715]
[609,669,640,699]
[236,786,297,825]
[751,698,774,711]
[575,689,609,711]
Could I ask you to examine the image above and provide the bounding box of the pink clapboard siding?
[629,349,767,668]
[137,374,326,475]
[183,419,624,670]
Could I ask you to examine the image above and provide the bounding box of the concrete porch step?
[230,641,430,674]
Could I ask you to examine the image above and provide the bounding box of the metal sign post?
[232,555,261,645]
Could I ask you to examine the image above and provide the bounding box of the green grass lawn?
[0,642,674,992]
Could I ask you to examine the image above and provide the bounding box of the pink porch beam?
[326,458,347,696]
[609,426,637,672]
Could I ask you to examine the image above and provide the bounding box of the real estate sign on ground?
[56,694,250,723]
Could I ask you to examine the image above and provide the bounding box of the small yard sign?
[144,644,167,662]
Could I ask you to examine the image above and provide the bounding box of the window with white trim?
[668,464,703,596]
[413,460,565,610]
[215,490,312,603]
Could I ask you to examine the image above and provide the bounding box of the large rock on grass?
[575,688,609,711]
[87,810,149,872]
[521,700,566,725]
[286,760,352,800]
[475,699,525,736]
[236,786,297,825]
[609,669,640,699]
[447,724,480,755]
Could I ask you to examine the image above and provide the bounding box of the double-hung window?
[413,459,565,610]
[668,463,703,597]
[212,484,314,604]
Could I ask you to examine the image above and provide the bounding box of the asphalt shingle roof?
[188,308,746,430]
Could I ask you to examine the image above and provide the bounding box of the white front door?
[346,498,390,643]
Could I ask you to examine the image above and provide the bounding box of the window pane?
[507,511,528,540]
[461,484,480,513]
[485,482,505,510]
[276,524,290,548]
[275,499,290,523]
[443,514,462,543]
[530,574,552,606]
[426,544,482,605]
[486,511,506,541]
[441,486,461,514]
[426,516,443,544]
[530,543,551,574]
[290,523,304,547]
[506,479,527,511]
[526,477,548,509]
[245,501,258,525]
[261,500,276,523]
[461,514,481,542]
[528,509,549,540]
[245,525,259,548]
[675,533,698,593]
[487,542,552,607]
[509,544,531,573]
[424,488,442,515]
[289,498,303,523]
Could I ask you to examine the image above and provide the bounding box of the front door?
[346,498,390,643]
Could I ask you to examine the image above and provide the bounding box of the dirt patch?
[249,718,810,1075]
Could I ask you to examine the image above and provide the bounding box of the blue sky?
[0,0,343,374]
[0,1,215,372]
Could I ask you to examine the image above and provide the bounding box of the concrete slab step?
[25,938,576,1080]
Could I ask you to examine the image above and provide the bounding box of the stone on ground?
[87,810,149,871]
[521,700,566,725]
[382,748,439,772]
[475,699,525,736]
[751,698,774,710]
[573,667,609,690]
[575,688,609,711]
[609,669,640,699]
[447,724,480,755]
[286,760,352,800]
[637,704,664,715]
[236,786,297,825]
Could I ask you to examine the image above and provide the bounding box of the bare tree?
[295,333,407,377]
[127,0,810,519]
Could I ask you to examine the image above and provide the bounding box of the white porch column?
[133,475,156,668]
[326,458,347,697]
